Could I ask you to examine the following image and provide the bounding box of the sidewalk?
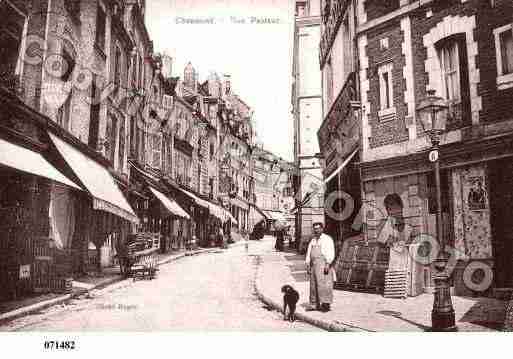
[0,246,225,325]
[255,244,507,332]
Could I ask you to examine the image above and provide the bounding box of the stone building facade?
[359,0,513,297]
[292,0,326,249]
[316,0,513,297]
[0,0,255,302]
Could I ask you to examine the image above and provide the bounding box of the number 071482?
[43,341,76,350]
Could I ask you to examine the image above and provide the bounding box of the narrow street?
[0,239,320,332]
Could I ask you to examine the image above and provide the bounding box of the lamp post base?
[431,255,457,332]
[431,310,457,332]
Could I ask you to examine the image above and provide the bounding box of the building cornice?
[360,132,513,181]
[357,0,434,35]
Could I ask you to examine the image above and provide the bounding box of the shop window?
[0,2,26,83]
[494,24,513,90]
[378,62,395,121]
[95,3,106,51]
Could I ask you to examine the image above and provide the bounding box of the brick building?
[318,0,513,297]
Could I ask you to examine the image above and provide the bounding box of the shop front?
[47,132,139,274]
[128,162,191,254]
[359,131,513,299]
[0,137,82,301]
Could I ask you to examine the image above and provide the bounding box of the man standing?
[305,222,335,312]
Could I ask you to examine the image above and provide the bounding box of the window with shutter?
[436,34,470,127]
[494,24,513,90]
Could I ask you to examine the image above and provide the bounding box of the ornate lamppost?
[416,89,456,331]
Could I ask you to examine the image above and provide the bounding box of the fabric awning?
[149,187,190,219]
[0,138,81,190]
[224,208,238,224]
[48,132,139,224]
[323,148,358,184]
[180,188,211,209]
[179,188,233,223]
[264,210,286,221]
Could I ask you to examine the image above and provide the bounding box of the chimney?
[223,74,231,97]
[184,62,197,92]
[161,54,173,78]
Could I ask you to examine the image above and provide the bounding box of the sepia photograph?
[0,0,512,356]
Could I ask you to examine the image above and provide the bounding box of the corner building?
[355,0,513,297]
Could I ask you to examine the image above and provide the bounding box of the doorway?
[489,158,513,288]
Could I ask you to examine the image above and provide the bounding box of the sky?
[146,0,295,161]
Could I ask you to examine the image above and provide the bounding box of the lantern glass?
[417,90,449,137]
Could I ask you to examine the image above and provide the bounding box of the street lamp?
[417,89,456,332]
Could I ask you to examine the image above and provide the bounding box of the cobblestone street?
[0,240,320,332]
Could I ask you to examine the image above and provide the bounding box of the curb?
[0,275,121,326]
[252,255,366,333]
[0,247,222,326]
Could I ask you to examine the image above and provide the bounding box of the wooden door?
[489,159,513,288]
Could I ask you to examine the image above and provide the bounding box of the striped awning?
[49,132,139,224]
[0,138,81,190]
[179,188,232,223]
[263,210,286,221]
[149,186,190,219]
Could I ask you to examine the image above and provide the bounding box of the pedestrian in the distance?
[305,222,335,312]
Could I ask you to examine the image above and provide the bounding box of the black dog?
[281,285,300,322]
